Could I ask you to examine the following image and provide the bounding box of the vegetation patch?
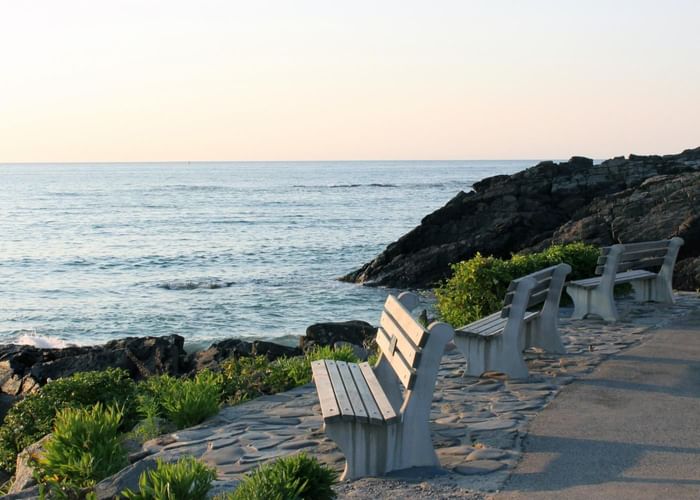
[221,344,358,405]
[222,452,337,500]
[435,242,600,327]
[121,456,217,500]
[35,403,128,497]
[0,368,136,474]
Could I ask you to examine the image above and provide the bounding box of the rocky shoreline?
[0,321,376,412]
[341,147,700,290]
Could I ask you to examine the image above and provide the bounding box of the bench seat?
[566,238,684,321]
[452,263,571,378]
[311,292,454,480]
[456,311,539,339]
[311,360,398,425]
[569,269,655,289]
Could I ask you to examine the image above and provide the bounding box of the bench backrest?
[595,237,684,276]
[376,293,428,390]
[502,263,572,318]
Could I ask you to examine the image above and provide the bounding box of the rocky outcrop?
[0,335,186,397]
[342,147,700,290]
[187,339,302,373]
[300,320,377,351]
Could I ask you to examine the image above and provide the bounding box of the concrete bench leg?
[566,285,618,322]
[454,334,528,379]
[325,420,398,480]
[631,277,674,304]
[524,316,565,354]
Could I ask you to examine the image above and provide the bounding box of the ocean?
[0,161,533,350]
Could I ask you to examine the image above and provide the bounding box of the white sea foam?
[14,332,75,349]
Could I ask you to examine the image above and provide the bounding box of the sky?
[1,0,699,162]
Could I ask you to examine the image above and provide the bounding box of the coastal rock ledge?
[341,147,700,290]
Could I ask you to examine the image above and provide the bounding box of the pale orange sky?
[1,0,699,162]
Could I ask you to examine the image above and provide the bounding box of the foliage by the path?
[0,368,137,474]
[35,403,128,498]
[221,344,358,405]
[435,242,599,327]
[222,452,337,500]
[121,456,217,500]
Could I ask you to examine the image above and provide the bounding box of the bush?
[221,345,358,406]
[435,242,599,327]
[121,456,216,500]
[0,368,137,474]
[35,403,128,496]
[224,453,337,500]
[136,371,222,430]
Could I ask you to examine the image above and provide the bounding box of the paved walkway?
[497,307,700,500]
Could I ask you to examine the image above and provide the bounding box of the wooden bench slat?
[359,362,398,424]
[325,360,355,421]
[460,311,501,331]
[507,268,556,292]
[347,362,384,425]
[311,360,342,423]
[621,248,669,262]
[336,361,369,423]
[628,257,666,269]
[384,295,428,347]
[602,240,670,255]
[469,314,506,333]
[376,326,416,390]
[504,276,552,306]
[571,269,656,288]
[379,312,421,367]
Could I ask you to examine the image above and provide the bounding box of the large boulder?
[301,320,377,351]
[341,147,700,289]
[188,339,302,373]
[0,335,186,397]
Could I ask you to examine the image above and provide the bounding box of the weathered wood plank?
[379,312,421,367]
[311,360,341,423]
[375,326,416,389]
[628,257,666,269]
[348,362,384,425]
[359,362,398,424]
[325,360,355,421]
[621,248,668,262]
[505,277,552,306]
[384,294,427,347]
[602,240,670,255]
[336,361,368,423]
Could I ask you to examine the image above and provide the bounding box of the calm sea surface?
[0,161,533,349]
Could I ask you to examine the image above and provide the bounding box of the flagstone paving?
[106,293,700,498]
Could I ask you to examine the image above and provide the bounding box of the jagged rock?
[341,147,700,289]
[301,320,377,351]
[8,434,51,495]
[0,335,186,397]
[94,457,159,499]
[188,339,301,372]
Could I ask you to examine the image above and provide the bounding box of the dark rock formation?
[301,320,377,351]
[342,147,700,290]
[188,339,301,373]
[0,335,186,397]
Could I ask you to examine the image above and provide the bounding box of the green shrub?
[221,345,359,406]
[135,371,222,430]
[35,403,128,496]
[121,456,216,500]
[0,368,136,474]
[435,242,599,327]
[224,453,337,500]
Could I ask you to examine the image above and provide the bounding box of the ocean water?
[0,161,533,350]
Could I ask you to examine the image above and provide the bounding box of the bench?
[565,237,684,322]
[311,292,454,480]
[453,263,572,379]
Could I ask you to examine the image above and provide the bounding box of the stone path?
[108,293,700,498]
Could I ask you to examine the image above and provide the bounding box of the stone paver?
[130,293,700,498]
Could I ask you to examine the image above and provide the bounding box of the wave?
[156,278,235,290]
[13,331,76,349]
